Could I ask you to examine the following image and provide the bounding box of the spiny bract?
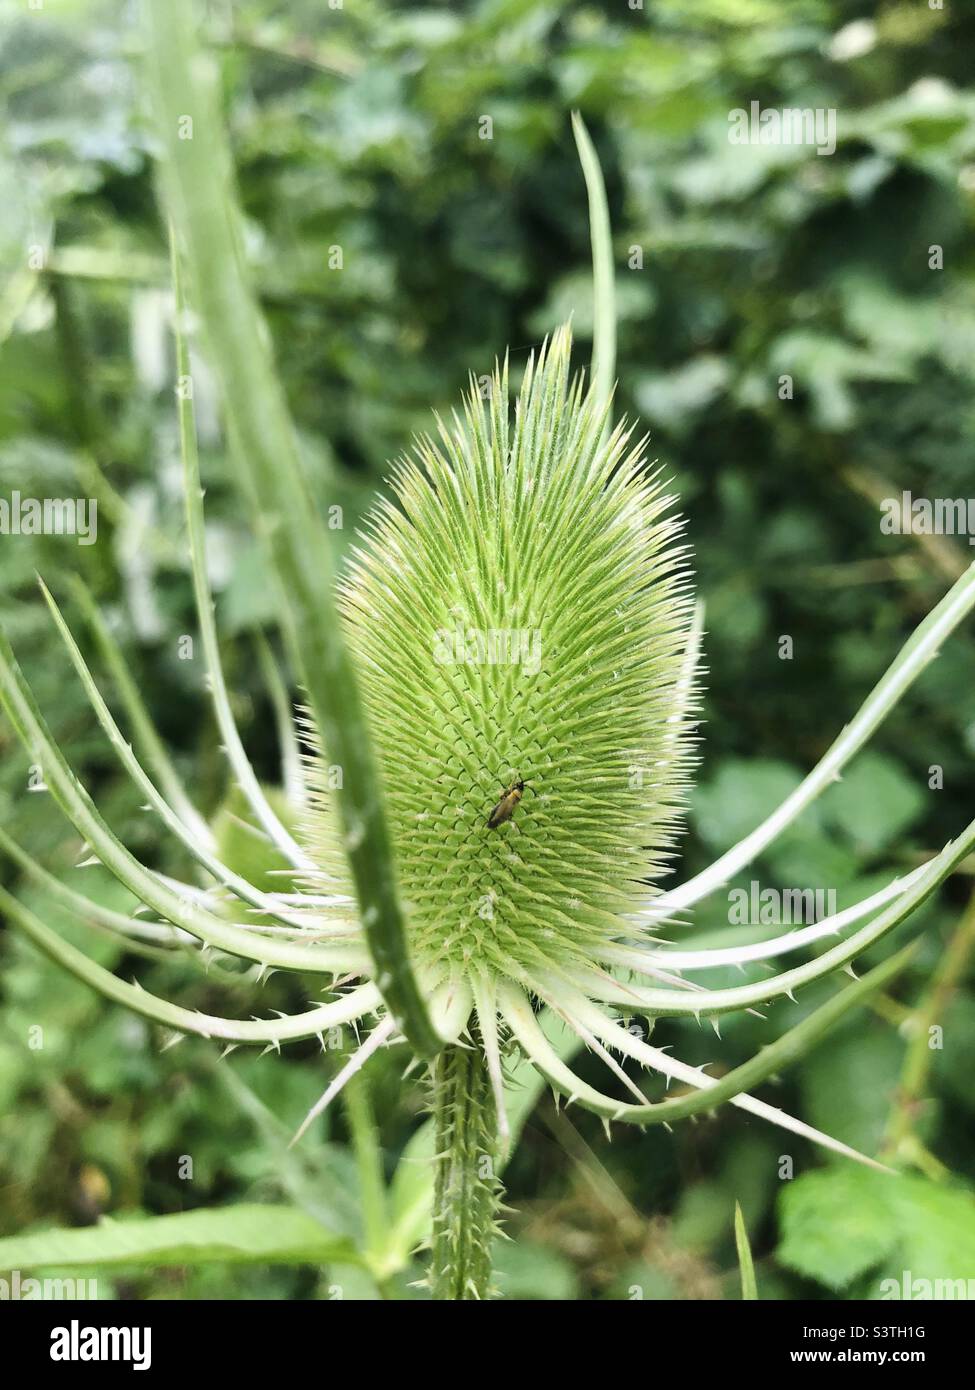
[303,326,696,988]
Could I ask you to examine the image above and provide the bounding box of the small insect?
[487,777,528,829]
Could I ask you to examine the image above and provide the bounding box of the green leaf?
[634,355,731,435]
[822,751,926,855]
[889,1180,975,1289]
[384,1119,436,1269]
[692,759,804,852]
[211,785,297,895]
[0,1205,360,1271]
[778,1169,975,1294]
[207,1061,362,1239]
[494,1238,579,1300]
[800,1027,903,1156]
[778,1169,900,1289]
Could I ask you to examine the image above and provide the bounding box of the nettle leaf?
[887,1180,975,1290]
[778,1169,903,1289]
[0,1205,360,1271]
[778,1170,975,1294]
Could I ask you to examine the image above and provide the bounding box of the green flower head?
[304,325,697,994]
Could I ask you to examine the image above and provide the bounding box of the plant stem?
[430,1045,503,1300]
[145,0,441,1059]
[882,888,975,1169]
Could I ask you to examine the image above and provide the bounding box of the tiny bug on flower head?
[487,777,529,829]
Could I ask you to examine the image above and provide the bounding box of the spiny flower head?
[303,326,697,992]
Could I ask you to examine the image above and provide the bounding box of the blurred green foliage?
[1,0,975,1299]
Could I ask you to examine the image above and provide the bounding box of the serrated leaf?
[778,1169,975,1294]
[778,1169,899,1289]
[0,1204,360,1270]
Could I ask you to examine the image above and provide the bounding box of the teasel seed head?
[302,325,697,996]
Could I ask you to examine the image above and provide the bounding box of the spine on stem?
[430,1044,503,1300]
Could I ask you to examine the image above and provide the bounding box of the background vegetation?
[2,0,975,1299]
